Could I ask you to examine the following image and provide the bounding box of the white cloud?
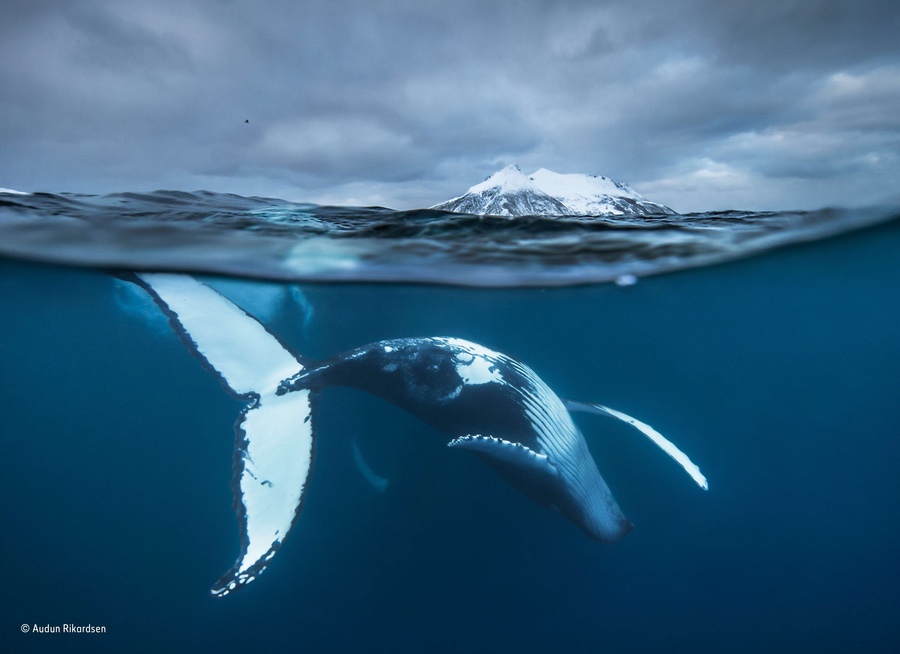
[639,158,758,212]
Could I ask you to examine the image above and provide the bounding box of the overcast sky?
[2,0,898,212]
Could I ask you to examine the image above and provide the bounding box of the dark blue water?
[2,197,900,651]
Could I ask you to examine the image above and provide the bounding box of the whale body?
[131,273,707,597]
[281,337,634,541]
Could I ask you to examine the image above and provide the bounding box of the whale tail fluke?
[133,273,314,597]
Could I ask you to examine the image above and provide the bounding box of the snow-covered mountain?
[432,165,675,216]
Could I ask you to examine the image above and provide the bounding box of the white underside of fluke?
[135,273,312,597]
[137,273,301,396]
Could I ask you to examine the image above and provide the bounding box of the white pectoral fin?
[212,389,315,597]
[565,400,708,491]
[134,273,302,396]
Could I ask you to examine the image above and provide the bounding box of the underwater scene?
[2,194,900,652]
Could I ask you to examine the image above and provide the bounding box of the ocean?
[1,191,899,652]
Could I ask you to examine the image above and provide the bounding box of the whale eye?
[455,352,475,364]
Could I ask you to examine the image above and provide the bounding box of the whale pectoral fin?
[564,400,708,490]
[210,389,315,597]
[352,440,389,493]
[447,435,559,479]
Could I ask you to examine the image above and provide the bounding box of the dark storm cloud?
[1,0,898,210]
[687,0,900,70]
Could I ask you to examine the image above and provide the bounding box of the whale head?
[449,418,633,543]
[550,426,635,542]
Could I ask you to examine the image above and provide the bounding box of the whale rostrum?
[131,273,708,597]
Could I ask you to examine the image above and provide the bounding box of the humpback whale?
[131,273,707,597]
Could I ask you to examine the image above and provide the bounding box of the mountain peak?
[469,164,535,194]
[432,165,675,217]
[433,165,568,217]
